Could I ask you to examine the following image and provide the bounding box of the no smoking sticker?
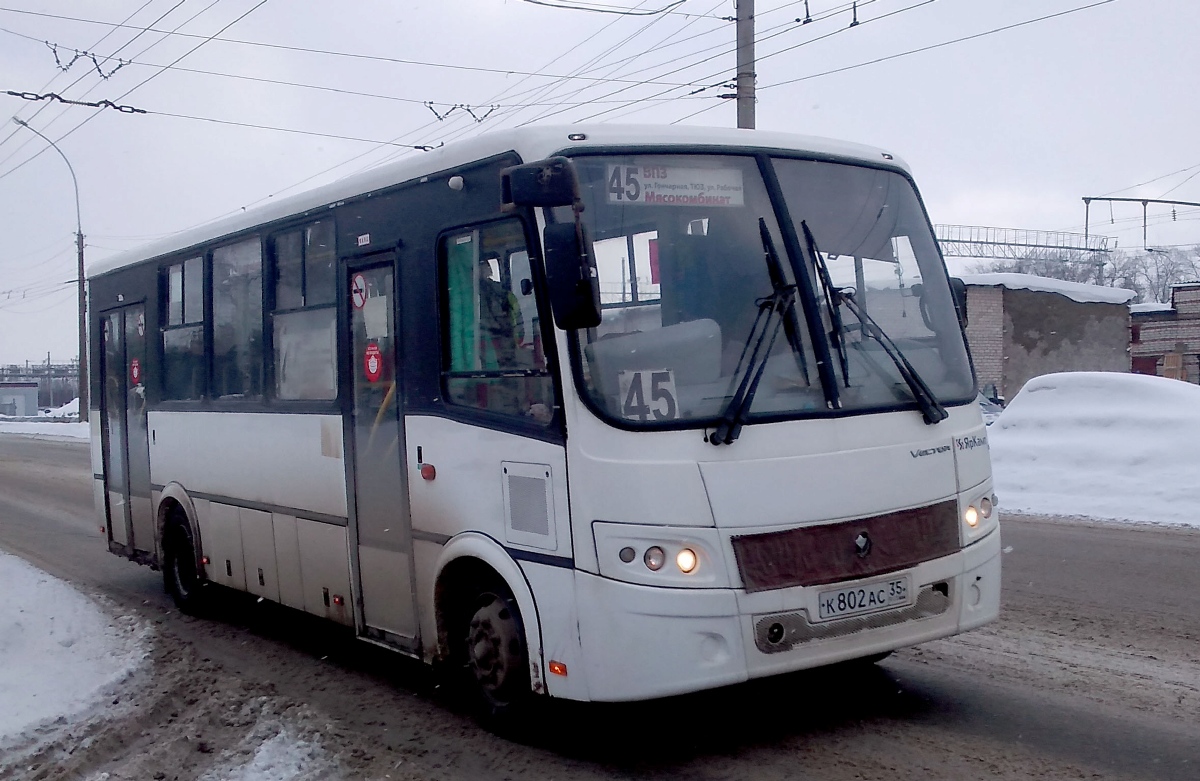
[363,342,383,383]
[351,273,368,310]
[129,358,142,386]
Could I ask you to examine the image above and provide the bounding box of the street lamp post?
[13,119,88,422]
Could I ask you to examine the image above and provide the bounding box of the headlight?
[964,505,979,528]
[592,522,730,588]
[676,548,698,574]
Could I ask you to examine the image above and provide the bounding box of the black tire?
[459,582,533,729]
[162,517,206,615]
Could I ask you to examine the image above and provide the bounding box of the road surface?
[1,435,1197,780]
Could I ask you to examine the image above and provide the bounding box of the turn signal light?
[548,660,568,676]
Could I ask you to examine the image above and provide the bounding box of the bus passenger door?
[345,257,419,649]
[99,305,154,561]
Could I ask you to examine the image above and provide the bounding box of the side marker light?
[549,660,568,676]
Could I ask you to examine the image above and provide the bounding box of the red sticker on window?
[363,342,383,382]
[129,358,142,386]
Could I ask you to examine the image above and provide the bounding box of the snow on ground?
[989,371,1200,527]
[198,726,340,781]
[0,419,89,439]
[0,550,144,749]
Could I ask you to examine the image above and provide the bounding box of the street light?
[13,118,88,422]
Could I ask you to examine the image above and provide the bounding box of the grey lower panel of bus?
[151,484,348,527]
[753,584,952,654]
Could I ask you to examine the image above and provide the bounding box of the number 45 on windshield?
[618,369,679,422]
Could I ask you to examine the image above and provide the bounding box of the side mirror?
[501,157,580,209]
[949,277,968,328]
[543,222,601,329]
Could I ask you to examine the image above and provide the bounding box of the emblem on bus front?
[854,532,872,558]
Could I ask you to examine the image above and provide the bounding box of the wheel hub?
[466,593,521,699]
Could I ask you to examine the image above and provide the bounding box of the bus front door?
[346,257,419,650]
[99,305,154,562]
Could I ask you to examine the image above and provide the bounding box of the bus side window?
[161,256,205,400]
[441,220,553,423]
[212,238,264,400]
[271,222,337,401]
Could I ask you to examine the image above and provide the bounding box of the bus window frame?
[265,220,340,407]
[434,212,565,443]
[548,146,977,434]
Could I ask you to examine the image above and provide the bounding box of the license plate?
[817,576,911,621]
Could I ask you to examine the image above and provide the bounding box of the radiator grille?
[731,500,960,593]
[507,474,550,536]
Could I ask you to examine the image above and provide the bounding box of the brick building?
[1130,282,1200,384]
[958,273,1135,401]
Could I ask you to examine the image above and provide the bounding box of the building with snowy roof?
[1130,282,1200,384]
[956,273,1135,402]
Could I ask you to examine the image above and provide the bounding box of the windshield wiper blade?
[759,218,810,385]
[800,221,850,388]
[711,284,796,446]
[710,219,807,446]
[838,288,948,425]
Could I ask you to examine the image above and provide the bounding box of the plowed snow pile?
[990,371,1200,527]
[0,550,143,748]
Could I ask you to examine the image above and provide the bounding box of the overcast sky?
[1,0,1197,366]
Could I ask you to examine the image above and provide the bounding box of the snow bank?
[48,397,79,417]
[0,419,89,440]
[990,372,1200,527]
[0,551,144,747]
[958,273,1136,304]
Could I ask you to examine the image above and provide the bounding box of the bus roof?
[87,124,910,278]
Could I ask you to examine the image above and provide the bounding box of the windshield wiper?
[711,221,801,446]
[800,221,850,388]
[837,288,949,425]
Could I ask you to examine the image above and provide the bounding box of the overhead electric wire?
[0,0,217,171]
[761,0,1120,90]
[670,0,1118,125]
[0,0,273,184]
[0,6,704,89]
[0,0,184,160]
[1096,161,1200,198]
[508,0,728,127]
[572,0,910,125]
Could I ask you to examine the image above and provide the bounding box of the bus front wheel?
[162,516,206,615]
[461,582,532,726]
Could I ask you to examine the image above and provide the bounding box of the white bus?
[89,125,1000,722]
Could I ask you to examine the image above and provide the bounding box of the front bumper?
[572,526,1001,702]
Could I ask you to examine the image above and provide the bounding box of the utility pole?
[736,0,755,129]
[14,118,88,421]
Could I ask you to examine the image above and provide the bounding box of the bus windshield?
[565,153,974,428]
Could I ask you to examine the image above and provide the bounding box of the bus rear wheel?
[461,583,531,726]
[162,517,205,614]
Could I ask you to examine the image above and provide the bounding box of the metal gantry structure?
[935,224,1114,280]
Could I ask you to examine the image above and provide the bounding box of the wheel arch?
[432,533,546,696]
[156,483,203,574]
